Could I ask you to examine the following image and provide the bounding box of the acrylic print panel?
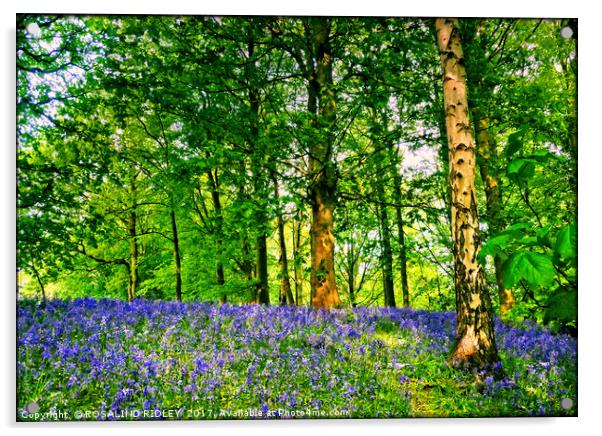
[16,15,577,421]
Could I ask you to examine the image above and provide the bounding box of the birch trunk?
[435,18,500,370]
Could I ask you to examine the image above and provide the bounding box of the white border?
[3,1,599,435]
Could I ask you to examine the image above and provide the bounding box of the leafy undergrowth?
[17,299,576,420]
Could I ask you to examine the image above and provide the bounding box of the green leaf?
[507,158,536,185]
[519,236,540,247]
[543,289,576,325]
[501,251,555,288]
[536,226,552,248]
[500,222,531,236]
[526,150,557,163]
[554,224,577,260]
[505,127,527,158]
[477,233,512,264]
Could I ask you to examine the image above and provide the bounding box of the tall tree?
[127,172,140,302]
[207,169,227,302]
[306,18,341,309]
[434,18,501,370]
[462,19,515,317]
[473,115,514,314]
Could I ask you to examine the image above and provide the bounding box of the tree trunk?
[236,163,256,303]
[307,18,340,309]
[207,169,227,303]
[388,144,411,307]
[474,115,514,316]
[128,209,139,303]
[292,213,304,306]
[247,33,270,306]
[30,258,47,305]
[393,194,410,308]
[127,175,139,303]
[273,174,295,305]
[170,209,182,302]
[462,21,514,318]
[435,18,500,371]
[256,233,270,304]
[375,161,396,308]
[346,239,358,308]
[241,236,255,303]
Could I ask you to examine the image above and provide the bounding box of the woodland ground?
[17,298,576,420]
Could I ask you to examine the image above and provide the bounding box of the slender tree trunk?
[273,175,295,305]
[307,18,340,309]
[474,115,514,316]
[30,259,47,305]
[128,175,139,303]
[394,197,410,307]
[255,233,270,304]
[128,209,139,303]
[388,145,411,307]
[207,169,226,303]
[346,242,357,307]
[247,34,270,306]
[435,18,500,371]
[292,213,304,306]
[236,164,256,303]
[371,111,395,308]
[375,178,396,307]
[242,236,255,303]
[170,210,182,302]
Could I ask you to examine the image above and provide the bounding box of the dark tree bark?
[343,237,363,308]
[375,161,396,308]
[234,162,257,303]
[435,18,501,371]
[292,212,304,306]
[127,174,139,303]
[128,208,139,303]
[255,232,270,304]
[347,255,356,308]
[207,168,226,303]
[388,144,411,307]
[170,209,182,302]
[30,258,47,305]
[247,30,270,306]
[241,235,255,303]
[273,174,295,305]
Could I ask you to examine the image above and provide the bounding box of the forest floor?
[17,299,577,420]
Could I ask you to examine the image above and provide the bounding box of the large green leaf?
[501,251,555,288]
[543,290,577,325]
[554,224,577,260]
[507,158,536,185]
